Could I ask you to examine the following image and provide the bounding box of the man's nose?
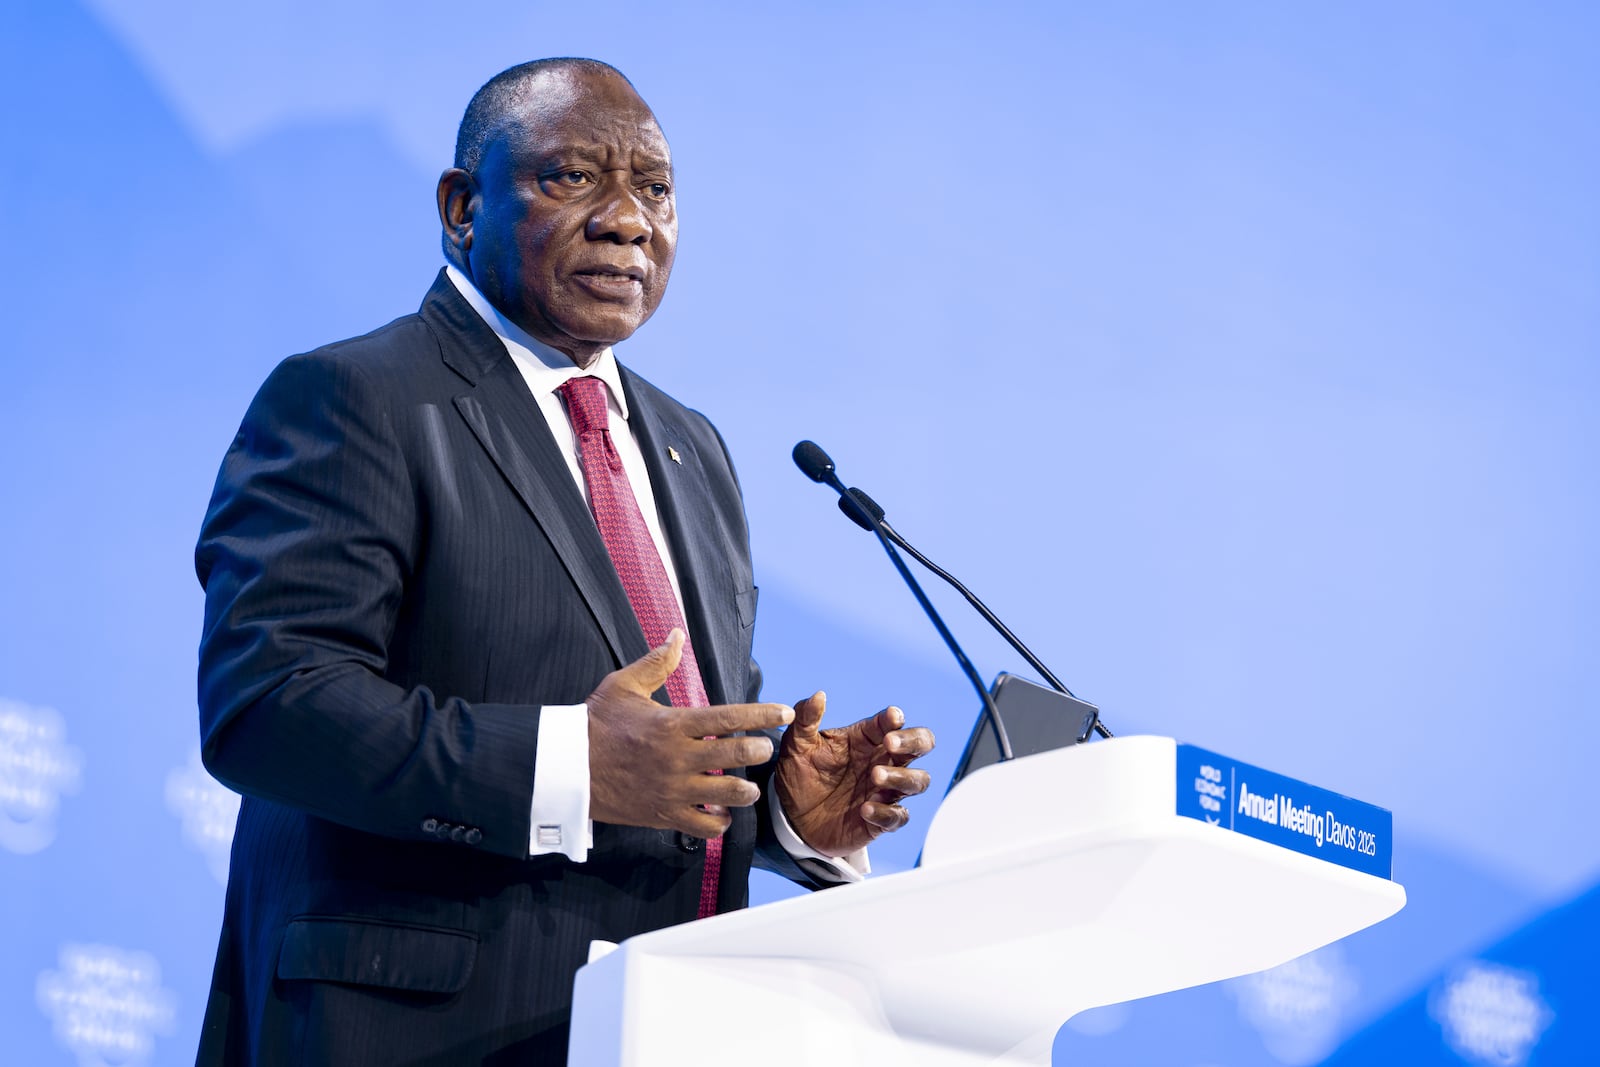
[586,181,651,245]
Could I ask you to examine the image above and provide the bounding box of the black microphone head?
[838,487,885,531]
[792,440,836,483]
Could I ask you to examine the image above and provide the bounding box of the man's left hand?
[774,692,934,858]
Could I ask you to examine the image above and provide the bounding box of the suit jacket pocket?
[276,916,478,994]
[736,585,758,629]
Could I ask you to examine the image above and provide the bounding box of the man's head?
[438,59,676,367]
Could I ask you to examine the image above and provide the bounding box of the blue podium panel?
[1175,743,1394,879]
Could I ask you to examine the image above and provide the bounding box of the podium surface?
[570,736,1406,1065]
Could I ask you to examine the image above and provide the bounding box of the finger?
[858,706,904,748]
[688,774,762,809]
[789,691,826,741]
[885,725,935,762]
[694,734,776,772]
[870,765,931,798]
[680,701,794,738]
[618,630,685,696]
[678,806,734,840]
[859,801,911,832]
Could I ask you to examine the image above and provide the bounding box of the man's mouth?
[574,266,644,283]
[571,266,645,301]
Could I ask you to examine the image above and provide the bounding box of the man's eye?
[647,182,670,199]
[560,171,590,185]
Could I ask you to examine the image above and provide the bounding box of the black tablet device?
[949,673,1100,787]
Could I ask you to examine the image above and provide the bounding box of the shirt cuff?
[768,786,869,884]
[528,702,593,862]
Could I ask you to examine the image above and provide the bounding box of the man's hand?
[774,692,934,858]
[588,630,794,839]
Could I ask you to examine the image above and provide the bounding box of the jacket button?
[678,833,701,853]
[434,822,453,838]
[450,826,466,842]
[421,818,438,834]
[464,828,482,845]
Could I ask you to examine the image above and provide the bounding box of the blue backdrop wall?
[2,2,1596,1064]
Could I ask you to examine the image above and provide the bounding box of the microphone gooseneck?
[792,442,1014,761]
[840,489,1112,739]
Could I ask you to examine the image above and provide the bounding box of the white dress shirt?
[444,266,866,883]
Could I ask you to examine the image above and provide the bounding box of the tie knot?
[558,375,610,437]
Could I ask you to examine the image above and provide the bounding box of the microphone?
[792,440,837,485]
[838,487,1111,739]
[837,487,882,531]
[792,441,1013,761]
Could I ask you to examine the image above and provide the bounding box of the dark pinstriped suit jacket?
[194,271,812,1065]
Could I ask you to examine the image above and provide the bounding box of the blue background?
[2,2,1595,1063]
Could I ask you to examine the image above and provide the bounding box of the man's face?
[465,69,677,362]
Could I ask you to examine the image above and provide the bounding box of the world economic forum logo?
[36,943,177,1067]
[0,697,84,854]
[1428,960,1553,1067]
[1227,945,1357,1066]
[1193,760,1227,824]
[165,747,241,884]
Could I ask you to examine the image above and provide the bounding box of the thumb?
[791,691,826,740]
[620,629,684,695]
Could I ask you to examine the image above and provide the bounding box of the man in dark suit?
[193,57,933,1065]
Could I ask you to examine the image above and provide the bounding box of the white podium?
[569,736,1406,1066]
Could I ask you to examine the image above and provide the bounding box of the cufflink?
[536,824,563,847]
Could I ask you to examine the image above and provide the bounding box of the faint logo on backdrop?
[1428,960,1552,1066]
[0,697,84,854]
[36,943,177,1067]
[1227,944,1358,1065]
[164,747,240,884]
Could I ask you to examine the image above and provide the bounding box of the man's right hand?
[587,630,793,838]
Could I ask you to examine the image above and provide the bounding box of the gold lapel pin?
[667,446,682,465]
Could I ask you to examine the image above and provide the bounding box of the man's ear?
[437,168,476,260]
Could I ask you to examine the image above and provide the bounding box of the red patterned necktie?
[557,375,722,919]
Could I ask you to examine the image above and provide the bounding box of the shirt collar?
[444,263,630,420]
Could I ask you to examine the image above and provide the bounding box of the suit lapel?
[623,368,740,706]
[420,273,647,670]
